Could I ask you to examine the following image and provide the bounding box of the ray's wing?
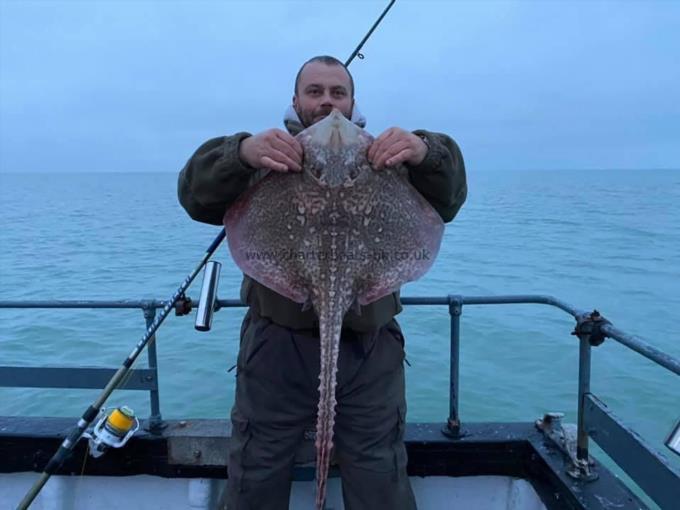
[349,170,445,305]
[224,173,319,304]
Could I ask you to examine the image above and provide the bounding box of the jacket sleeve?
[406,130,467,223]
[177,133,255,225]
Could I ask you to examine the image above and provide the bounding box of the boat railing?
[1,294,679,509]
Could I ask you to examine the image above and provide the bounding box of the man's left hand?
[367,127,428,170]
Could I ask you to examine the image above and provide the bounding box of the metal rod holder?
[194,261,221,332]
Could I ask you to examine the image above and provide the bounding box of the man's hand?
[368,127,428,170]
[239,129,303,172]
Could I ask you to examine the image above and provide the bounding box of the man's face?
[293,62,354,127]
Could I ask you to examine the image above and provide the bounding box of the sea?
[1,169,679,500]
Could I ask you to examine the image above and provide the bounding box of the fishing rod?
[346,0,396,66]
[16,1,397,507]
[15,234,225,509]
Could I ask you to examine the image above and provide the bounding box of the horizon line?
[1,168,679,175]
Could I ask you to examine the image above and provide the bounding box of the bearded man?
[178,55,467,510]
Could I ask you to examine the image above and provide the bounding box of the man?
[178,55,467,509]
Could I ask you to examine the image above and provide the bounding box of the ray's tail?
[314,297,345,510]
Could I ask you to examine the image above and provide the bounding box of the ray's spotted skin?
[224,109,444,509]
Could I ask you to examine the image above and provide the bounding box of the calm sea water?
[1,170,679,485]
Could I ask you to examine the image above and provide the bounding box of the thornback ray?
[223,109,444,509]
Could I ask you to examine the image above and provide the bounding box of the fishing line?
[16,1,396,507]
[79,443,89,477]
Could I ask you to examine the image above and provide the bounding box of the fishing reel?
[83,406,139,458]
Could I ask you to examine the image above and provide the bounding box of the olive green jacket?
[178,128,467,331]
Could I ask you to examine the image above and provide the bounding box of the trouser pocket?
[336,403,416,510]
[236,313,275,374]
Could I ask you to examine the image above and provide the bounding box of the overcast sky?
[1,0,678,173]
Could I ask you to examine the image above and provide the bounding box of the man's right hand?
[239,129,303,172]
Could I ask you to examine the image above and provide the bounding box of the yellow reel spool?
[106,406,136,434]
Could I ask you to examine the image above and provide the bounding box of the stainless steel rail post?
[143,305,164,432]
[577,337,591,460]
[574,336,598,480]
[444,295,463,438]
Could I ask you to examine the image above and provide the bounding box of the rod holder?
[194,261,221,332]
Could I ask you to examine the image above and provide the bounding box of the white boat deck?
[3,473,547,509]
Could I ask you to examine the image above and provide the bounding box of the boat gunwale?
[0,416,647,510]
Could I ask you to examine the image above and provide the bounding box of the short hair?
[294,55,355,98]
